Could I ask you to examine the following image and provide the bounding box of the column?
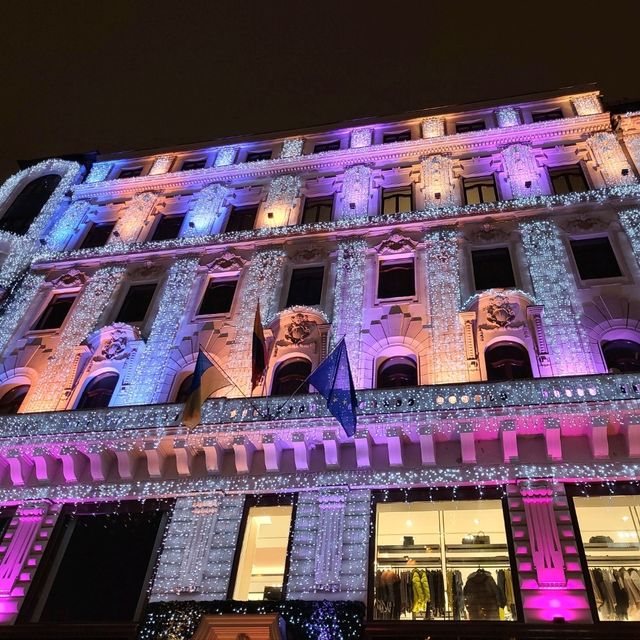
[47,199,92,250]
[338,165,372,219]
[420,155,459,207]
[586,132,636,187]
[501,144,544,198]
[183,183,229,237]
[111,191,158,243]
[519,219,596,376]
[118,258,200,405]
[424,229,468,383]
[23,266,127,412]
[260,175,301,227]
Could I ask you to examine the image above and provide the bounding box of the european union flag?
[308,338,357,437]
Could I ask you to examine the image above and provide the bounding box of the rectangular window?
[301,196,333,224]
[286,267,324,307]
[232,504,293,601]
[381,186,413,215]
[456,120,486,134]
[150,214,185,242]
[531,109,563,122]
[471,247,516,291]
[570,237,622,280]
[225,205,258,233]
[32,295,76,331]
[115,283,157,324]
[463,175,498,205]
[197,280,237,315]
[79,222,115,249]
[549,165,589,194]
[181,158,207,171]
[118,167,143,179]
[313,140,340,153]
[246,150,272,162]
[378,261,415,299]
[383,130,411,144]
[373,494,517,621]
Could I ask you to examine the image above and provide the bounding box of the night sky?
[1,1,639,180]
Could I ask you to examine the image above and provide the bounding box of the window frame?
[117,167,143,179]
[455,120,487,134]
[462,174,499,205]
[301,194,334,224]
[30,292,78,333]
[149,213,186,242]
[285,265,325,308]
[548,164,590,195]
[470,245,517,291]
[78,220,116,250]
[568,234,625,284]
[376,258,417,302]
[113,281,158,326]
[195,278,238,317]
[245,150,273,163]
[531,108,564,123]
[380,185,414,215]
[382,130,412,144]
[313,140,341,153]
[224,204,259,233]
[180,158,207,172]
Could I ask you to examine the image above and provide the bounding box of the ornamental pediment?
[376,232,418,255]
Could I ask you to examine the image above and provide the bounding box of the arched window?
[602,339,640,373]
[377,356,418,389]
[485,342,532,381]
[271,359,311,396]
[174,373,194,403]
[0,174,62,235]
[0,384,30,415]
[76,372,119,410]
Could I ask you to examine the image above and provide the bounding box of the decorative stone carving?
[148,155,175,175]
[290,247,326,263]
[466,219,510,244]
[113,192,159,243]
[559,216,610,234]
[184,183,229,237]
[283,313,317,345]
[264,175,301,226]
[86,324,140,362]
[280,138,304,159]
[340,165,372,219]
[496,107,520,128]
[214,146,237,167]
[483,294,518,329]
[376,232,418,255]
[51,269,87,289]
[502,144,542,198]
[586,132,636,187]
[421,155,458,206]
[207,250,246,273]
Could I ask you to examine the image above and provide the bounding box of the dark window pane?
[0,174,61,235]
[463,176,498,205]
[246,150,272,162]
[456,120,486,133]
[225,206,258,232]
[549,165,589,195]
[570,237,621,280]
[197,281,237,315]
[472,247,516,290]
[532,109,563,122]
[377,356,417,389]
[314,140,340,153]
[33,295,76,331]
[381,187,413,215]
[378,261,415,299]
[118,167,143,179]
[151,214,185,242]
[383,131,411,143]
[602,340,640,373]
[115,283,157,323]
[272,359,311,396]
[486,342,532,381]
[0,385,29,415]
[287,267,324,307]
[302,196,333,224]
[76,372,119,410]
[181,159,206,171]
[174,373,194,403]
[39,506,164,622]
[79,222,114,249]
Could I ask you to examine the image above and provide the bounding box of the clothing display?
[590,567,640,621]
[463,569,501,620]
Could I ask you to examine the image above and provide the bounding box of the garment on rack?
[411,569,430,613]
[463,569,501,620]
[589,567,640,621]
[503,568,516,618]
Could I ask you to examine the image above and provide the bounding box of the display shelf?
[446,543,508,553]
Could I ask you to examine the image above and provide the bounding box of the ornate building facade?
[0,85,638,638]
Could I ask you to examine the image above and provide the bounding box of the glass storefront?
[574,494,640,621]
[373,497,516,621]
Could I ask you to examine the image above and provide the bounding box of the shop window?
[373,495,517,621]
[246,150,272,162]
[232,503,293,601]
[381,186,413,215]
[463,176,498,205]
[573,493,640,622]
[314,140,340,153]
[570,237,621,280]
[79,221,115,249]
[549,165,589,194]
[115,283,157,324]
[75,372,119,410]
[181,158,206,171]
[383,130,411,144]
[378,261,415,299]
[0,384,30,415]
[456,120,486,134]
[118,167,143,179]
[31,501,168,623]
[602,339,640,373]
[173,373,194,404]
[0,174,61,235]
[471,247,516,291]
[301,195,333,224]
[150,214,185,242]
[197,280,237,315]
[286,266,324,307]
[485,342,532,381]
[531,108,563,122]
[32,294,76,331]
[377,356,417,389]
[271,359,311,396]
[225,205,258,233]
